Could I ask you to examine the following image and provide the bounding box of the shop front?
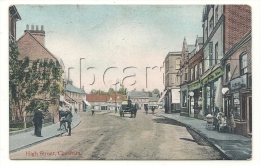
[201,66,224,118]
[225,74,252,137]
[180,84,188,116]
[188,80,202,119]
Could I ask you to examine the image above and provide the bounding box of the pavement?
[9,112,82,153]
[156,111,252,160]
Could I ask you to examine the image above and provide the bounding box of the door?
[248,97,252,134]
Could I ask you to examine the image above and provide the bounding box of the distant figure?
[144,105,148,114]
[91,109,95,115]
[33,109,44,137]
[133,104,138,118]
[227,109,236,133]
[151,106,155,115]
[65,108,73,136]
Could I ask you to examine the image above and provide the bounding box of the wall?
[224,5,251,54]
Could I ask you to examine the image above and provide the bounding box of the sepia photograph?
[1,0,259,165]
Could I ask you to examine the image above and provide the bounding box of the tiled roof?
[66,83,86,94]
[149,96,159,102]
[107,94,127,101]
[129,91,148,97]
[86,94,108,102]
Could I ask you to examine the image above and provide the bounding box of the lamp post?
[68,67,74,83]
[146,67,150,88]
[80,58,85,89]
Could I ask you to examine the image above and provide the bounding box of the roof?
[187,45,195,53]
[86,94,108,102]
[196,37,203,45]
[66,83,86,94]
[9,6,21,20]
[128,91,148,97]
[149,96,159,102]
[108,94,127,101]
[16,31,60,64]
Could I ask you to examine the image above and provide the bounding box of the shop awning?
[158,90,167,102]
[83,100,91,106]
[64,100,72,106]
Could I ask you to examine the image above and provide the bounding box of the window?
[175,59,180,70]
[184,68,188,81]
[215,6,219,24]
[226,64,231,83]
[233,93,240,120]
[204,42,213,71]
[194,65,197,79]
[199,62,202,76]
[240,53,248,75]
[215,42,218,64]
[190,68,193,81]
[182,91,187,107]
[209,16,214,33]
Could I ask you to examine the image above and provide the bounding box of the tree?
[148,91,153,97]
[108,88,115,94]
[9,41,63,121]
[118,85,126,95]
[152,88,160,94]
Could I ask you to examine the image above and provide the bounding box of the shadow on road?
[152,117,186,127]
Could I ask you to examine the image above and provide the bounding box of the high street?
[10,110,226,160]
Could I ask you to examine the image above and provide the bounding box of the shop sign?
[188,80,201,91]
[202,67,224,85]
[230,74,247,91]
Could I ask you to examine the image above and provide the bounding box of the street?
[10,109,226,160]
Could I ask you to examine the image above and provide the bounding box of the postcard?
[1,1,258,164]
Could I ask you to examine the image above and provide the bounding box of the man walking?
[33,109,44,137]
[65,108,73,136]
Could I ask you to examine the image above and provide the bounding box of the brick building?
[179,38,195,116]
[16,25,63,123]
[187,36,204,118]
[221,5,251,136]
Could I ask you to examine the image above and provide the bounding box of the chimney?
[25,24,45,46]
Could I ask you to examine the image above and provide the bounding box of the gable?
[16,32,57,61]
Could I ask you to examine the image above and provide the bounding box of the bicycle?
[58,117,68,136]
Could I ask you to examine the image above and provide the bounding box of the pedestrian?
[65,108,73,136]
[227,108,236,133]
[33,109,44,137]
[133,104,138,118]
[91,108,95,115]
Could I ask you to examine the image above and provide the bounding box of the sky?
[15,5,204,93]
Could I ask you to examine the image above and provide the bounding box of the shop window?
[182,91,187,107]
[240,52,248,75]
[233,93,241,120]
[226,64,231,83]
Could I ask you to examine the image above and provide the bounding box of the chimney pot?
[36,25,39,31]
[26,24,29,30]
[31,25,34,30]
[41,25,44,31]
